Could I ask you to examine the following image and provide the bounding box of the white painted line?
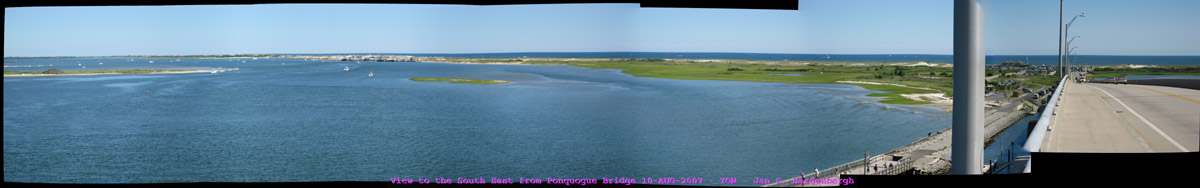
[1086,84,1153,152]
[1091,85,1190,152]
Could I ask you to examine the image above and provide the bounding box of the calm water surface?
[4,58,949,185]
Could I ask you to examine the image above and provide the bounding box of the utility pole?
[864,147,870,175]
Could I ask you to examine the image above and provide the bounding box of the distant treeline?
[6,54,276,61]
[4,69,191,75]
[4,57,93,60]
[112,54,275,59]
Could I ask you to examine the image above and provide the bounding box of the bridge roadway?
[1041,79,1199,152]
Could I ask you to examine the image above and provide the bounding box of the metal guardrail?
[879,156,916,175]
[1020,76,1069,173]
[764,155,880,187]
[765,154,920,187]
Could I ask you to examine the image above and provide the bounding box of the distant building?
[1001,60,1024,66]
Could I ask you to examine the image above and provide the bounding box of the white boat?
[78,63,82,66]
[368,71,373,77]
[149,61,154,63]
[344,66,349,71]
[98,62,103,65]
[82,66,86,69]
[211,70,218,74]
[825,54,831,59]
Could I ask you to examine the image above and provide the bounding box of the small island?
[410,77,511,84]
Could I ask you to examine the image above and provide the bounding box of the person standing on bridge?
[815,168,819,177]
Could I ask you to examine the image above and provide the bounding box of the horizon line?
[7,51,1200,58]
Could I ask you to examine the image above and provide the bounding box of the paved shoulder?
[1083,83,1198,152]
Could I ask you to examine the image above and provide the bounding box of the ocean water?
[4,58,950,185]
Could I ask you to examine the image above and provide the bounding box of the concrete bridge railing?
[1125,79,1200,90]
[1020,76,1069,173]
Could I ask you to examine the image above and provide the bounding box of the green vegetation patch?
[556,61,940,104]
[410,77,511,84]
[854,84,937,105]
[433,58,952,104]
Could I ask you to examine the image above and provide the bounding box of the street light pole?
[1059,0,1064,80]
[1064,13,1085,76]
[1068,47,1080,75]
[1066,36,1080,74]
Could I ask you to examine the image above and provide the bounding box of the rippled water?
[984,113,1035,174]
[4,58,949,185]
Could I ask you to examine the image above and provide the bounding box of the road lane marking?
[1130,86,1200,104]
[1091,85,1190,152]
[1085,84,1153,152]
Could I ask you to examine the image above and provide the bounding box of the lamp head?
[1080,12,1086,17]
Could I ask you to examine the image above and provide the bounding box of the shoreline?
[837,80,953,111]
[901,93,953,112]
[771,90,1046,185]
[419,61,536,66]
[3,70,210,77]
[415,59,951,105]
[416,60,954,108]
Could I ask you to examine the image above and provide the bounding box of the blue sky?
[5,0,1198,56]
